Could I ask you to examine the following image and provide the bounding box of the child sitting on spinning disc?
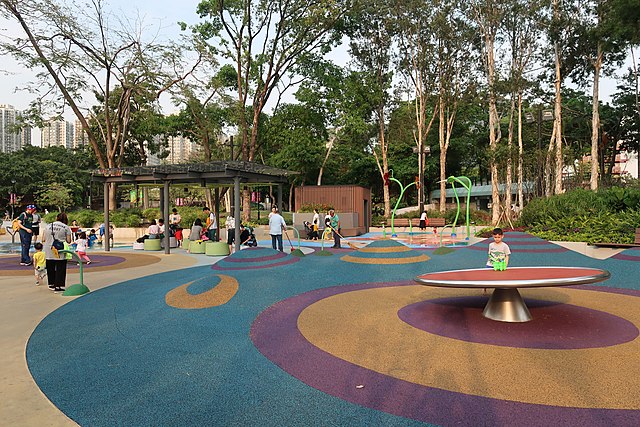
[486,227,511,271]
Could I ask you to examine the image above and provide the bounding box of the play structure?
[385,172,474,246]
[58,250,91,296]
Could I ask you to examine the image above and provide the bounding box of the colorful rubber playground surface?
[21,233,640,425]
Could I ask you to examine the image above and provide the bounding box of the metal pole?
[214,187,220,242]
[234,177,241,252]
[163,180,170,254]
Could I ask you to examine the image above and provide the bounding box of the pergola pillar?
[163,180,170,254]
[103,181,110,252]
[234,177,241,252]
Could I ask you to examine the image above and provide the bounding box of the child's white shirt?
[75,238,88,252]
[487,241,511,267]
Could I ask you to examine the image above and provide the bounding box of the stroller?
[303,221,318,240]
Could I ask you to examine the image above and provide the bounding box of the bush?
[109,209,142,227]
[298,203,334,213]
[142,208,161,222]
[69,209,104,228]
[519,189,640,243]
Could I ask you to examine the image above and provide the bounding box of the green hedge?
[519,188,640,244]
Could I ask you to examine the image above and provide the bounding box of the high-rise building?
[0,104,30,153]
[41,119,74,149]
[165,135,202,164]
[73,120,89,148]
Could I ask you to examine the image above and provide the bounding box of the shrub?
[109,209,142,227]
[298,203,334,213]
[142,208,161,222]
[69,209,104,228]
[519,189,640,243]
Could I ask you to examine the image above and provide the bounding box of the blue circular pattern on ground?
[26,233,640,426]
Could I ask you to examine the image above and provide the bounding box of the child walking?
[33,242,46,286]
[75,231,92,264]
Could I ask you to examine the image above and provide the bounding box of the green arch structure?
[59,250,91,296]
[444,175,473,240]
[388,171,418,237]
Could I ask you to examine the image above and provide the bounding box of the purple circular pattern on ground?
[251,281,640,426]
[212,258,300,270]
[613,249,640,261]
[397,296,639,349]
[0,254,126,271]
[223,252,287,263]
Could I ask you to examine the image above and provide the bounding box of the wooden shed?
[294,185,371,235]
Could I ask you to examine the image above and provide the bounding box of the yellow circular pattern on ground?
[165,275,239,309]
[297,285,640,409]
[358,246,413,253]
[341,254,430,264]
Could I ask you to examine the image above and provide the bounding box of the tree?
[347,0,396,217]
[0,0,194,209]
[0,145,96,210]
[433,0,476,213]
[562,0,628,191]
[503,0,543,213]
[393,0,439,213]
[36,182,73,212]
[471,1,507,224]
[189,0,350,219]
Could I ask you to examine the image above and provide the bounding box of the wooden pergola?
[91,161,297,254]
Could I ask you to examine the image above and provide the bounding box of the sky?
[0,0,202,144]
[0,1,633,146]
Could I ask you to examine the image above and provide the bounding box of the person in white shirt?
[75,231,91,264]
[226,215,235,247]
[147,220,160,239]
[486,228,511,269]
[419,211,427,230]
[268,210,286,252]
[203,207,217,241]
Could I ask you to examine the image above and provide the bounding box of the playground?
[1,228,639,426]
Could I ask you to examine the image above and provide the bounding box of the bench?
[388,217,446,231]
[591,228,640,248]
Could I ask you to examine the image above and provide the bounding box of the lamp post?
[10,179,16,219]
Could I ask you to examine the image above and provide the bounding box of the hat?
[27,204,36,210]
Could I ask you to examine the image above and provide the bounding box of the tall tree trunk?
[590,43,603,191]
[438,99,447,211]
[545,125,557,197]
[317,134,335,186]
[289,181,295,212]
[632,48,640,178]
[485,37,501,224]
[553,6,564,195]
[517,93,524,212]
[378,112,391,218]
[506,94,515,219]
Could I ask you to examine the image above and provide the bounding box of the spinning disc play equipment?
[415,267,611,322]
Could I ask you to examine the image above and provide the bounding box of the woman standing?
[42,212,72,293]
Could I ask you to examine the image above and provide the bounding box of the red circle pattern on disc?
[418,267,605,282]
